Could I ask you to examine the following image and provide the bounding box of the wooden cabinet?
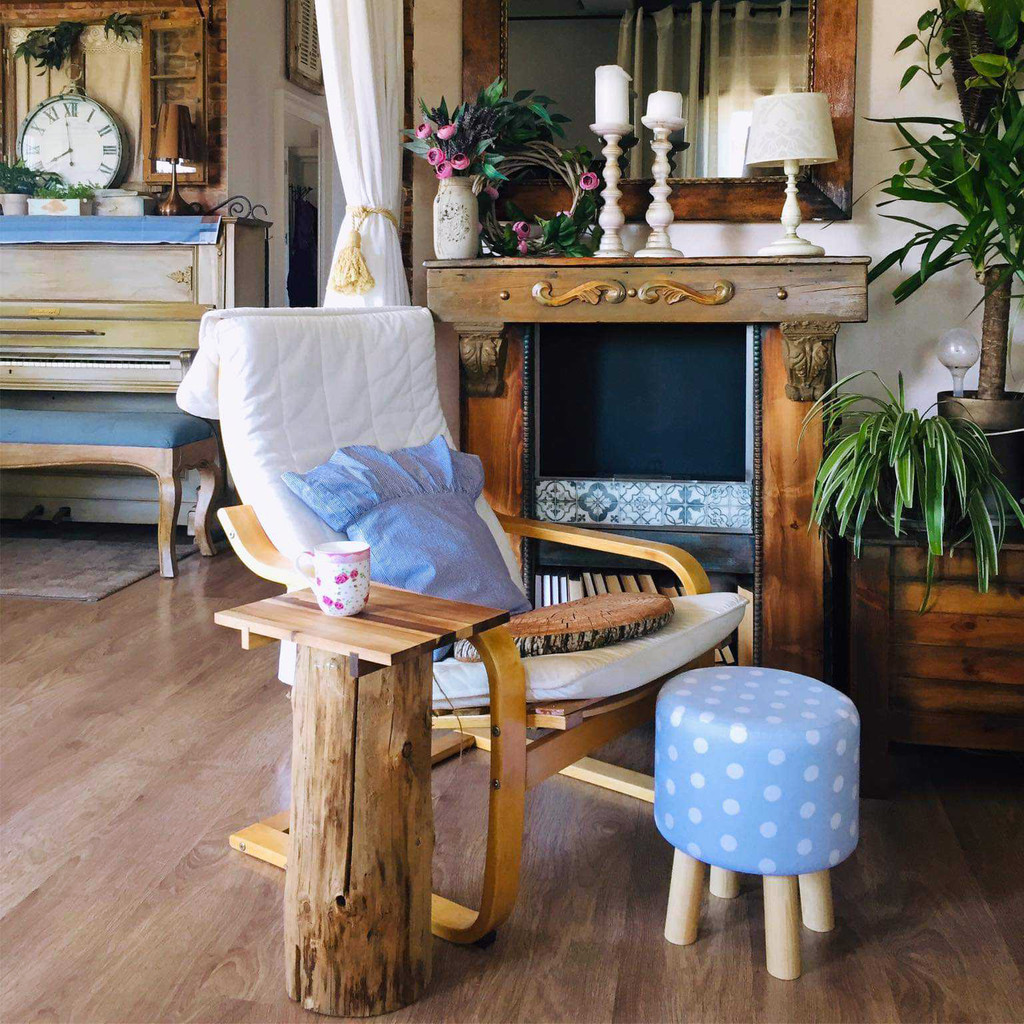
[846,532,1024,796]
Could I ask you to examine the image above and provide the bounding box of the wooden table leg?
[285,645,433,1017]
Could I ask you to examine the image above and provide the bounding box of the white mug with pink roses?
[295,541,370,617]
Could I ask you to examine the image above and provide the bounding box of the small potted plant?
[0,160,59,215]
[806,371,1024,606]
[29,182,97,216]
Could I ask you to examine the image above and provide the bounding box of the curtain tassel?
[329,205,399,296]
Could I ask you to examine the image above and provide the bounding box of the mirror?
[508,0,810,181]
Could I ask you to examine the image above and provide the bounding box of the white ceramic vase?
[433,176,479,260]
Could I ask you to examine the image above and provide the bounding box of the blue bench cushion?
[0,409,213,449]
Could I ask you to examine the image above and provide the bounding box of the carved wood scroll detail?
[457,323,507,398]
[531,280,627,307]
[168,266,193,289]
[637,278,735,306]
[780,320,840,402]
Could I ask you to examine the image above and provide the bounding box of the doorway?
[274,90,336,307]
[285,123,320,307]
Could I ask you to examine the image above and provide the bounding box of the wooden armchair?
[220,503,738,945]
[177,307,745,946]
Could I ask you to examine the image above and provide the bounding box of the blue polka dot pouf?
[654,666,860,877]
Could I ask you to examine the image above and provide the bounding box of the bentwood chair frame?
[221,502,718,945]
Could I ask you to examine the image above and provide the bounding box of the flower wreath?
[473,141,602,257]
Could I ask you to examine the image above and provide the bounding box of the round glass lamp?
[936,328,980,397]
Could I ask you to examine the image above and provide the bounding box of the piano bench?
[0,410,224,579]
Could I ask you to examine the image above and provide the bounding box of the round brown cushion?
[453,592,675,662]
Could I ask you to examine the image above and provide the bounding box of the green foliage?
[867,86,1024,300]
[895,1,1022,91]
[32,181,96,200]
[870,0,1024,309]
[804,371,1024,607]
[0,160,60,195]
[14,15,141,74]
[103,14,142,43]
[15,22,85,74]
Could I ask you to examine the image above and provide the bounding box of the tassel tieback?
[329,205,399,296]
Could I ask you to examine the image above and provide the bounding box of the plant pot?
[432,177,479,260]
[0,193,29,216]
[938,390,1024,500]
[27,197,94,216]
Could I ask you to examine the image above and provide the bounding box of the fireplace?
[426,254,870,679]
[533,322,753,535]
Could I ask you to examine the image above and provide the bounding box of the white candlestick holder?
[637,115,685,258]
[590,121,632,258]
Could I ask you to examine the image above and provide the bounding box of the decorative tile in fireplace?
[535,479,752,532]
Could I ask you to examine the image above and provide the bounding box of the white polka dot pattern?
[654,666,860,875]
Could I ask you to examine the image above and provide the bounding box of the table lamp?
[745,92,837,257]
[154,103,196,216]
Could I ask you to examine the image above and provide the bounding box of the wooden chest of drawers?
[846,531,1024,796]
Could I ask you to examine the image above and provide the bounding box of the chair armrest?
[496,513,710,596]
[217,505,307,589]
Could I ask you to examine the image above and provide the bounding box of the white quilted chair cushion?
[176,307,746,704]
[434,592,747,709]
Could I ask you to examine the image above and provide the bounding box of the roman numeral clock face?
[17,95,127,189]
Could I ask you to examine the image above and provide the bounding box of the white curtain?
[710,0,807,177]
[641,0,806,179]
[315,0,409,307]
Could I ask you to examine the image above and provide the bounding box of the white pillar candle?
[594,65,631,126]
[645,90,683,121]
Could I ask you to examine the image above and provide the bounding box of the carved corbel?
[456,323,507,398]
[780,320,840,402]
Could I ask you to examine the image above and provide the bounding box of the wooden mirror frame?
[463,0,858,222]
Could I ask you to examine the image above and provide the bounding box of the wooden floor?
[2,551,1023,1024]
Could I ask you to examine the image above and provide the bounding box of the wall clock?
[16,93,129,189]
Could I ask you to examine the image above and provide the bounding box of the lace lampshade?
[745,92,837,257]
[746,92,838,168]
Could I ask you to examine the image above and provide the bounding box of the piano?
[0,216,268,523]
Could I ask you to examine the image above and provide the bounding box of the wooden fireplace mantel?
[425,256,870,680]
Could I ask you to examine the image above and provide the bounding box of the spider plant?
[804,371,1024,606]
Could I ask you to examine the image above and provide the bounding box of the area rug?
[0,521,197,601]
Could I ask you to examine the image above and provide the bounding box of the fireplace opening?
[536,322,750,482]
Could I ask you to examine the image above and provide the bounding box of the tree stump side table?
[215,585,509,1017]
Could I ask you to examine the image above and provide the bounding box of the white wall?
[226,0,346,306]
[413,0,1021,434]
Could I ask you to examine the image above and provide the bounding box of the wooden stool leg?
[665,849,705,946]
[799,870,835,932]
[763,875,801,980]
[193,458,223,557]
[285,646,432,1016]
[710,866,740,898]
[156,472,182,578]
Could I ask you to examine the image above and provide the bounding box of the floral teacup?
[295,541,370,617]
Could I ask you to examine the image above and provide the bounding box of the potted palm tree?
[872,0,1022,492]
